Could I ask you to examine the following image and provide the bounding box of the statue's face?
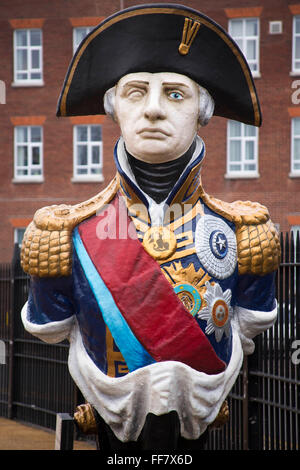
[114,72,200,163]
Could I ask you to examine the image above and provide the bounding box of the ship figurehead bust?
[21,4,280,450]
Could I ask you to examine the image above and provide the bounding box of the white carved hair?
[103,82,215,127]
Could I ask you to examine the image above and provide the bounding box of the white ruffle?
[68,319,243,442]
[21,300,277,442]
[232,302,277,355]
[21,301,75,344]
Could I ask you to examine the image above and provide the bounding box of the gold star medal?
[142,226,177,261]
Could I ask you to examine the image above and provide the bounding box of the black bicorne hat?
[56,3,262,126]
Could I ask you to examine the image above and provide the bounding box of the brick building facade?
[0,0,299,262]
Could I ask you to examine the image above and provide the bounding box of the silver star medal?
[198,282,233,342]
[195,214,237,280]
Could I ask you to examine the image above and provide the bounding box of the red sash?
[78,194,226,374]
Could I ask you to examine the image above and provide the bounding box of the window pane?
[31,127,41,142]
[244,163,256,171]
[230,20,243,37]
[77,168,88,175]
[293,138,300,160]
[91,126,102,141]
[16,228,26,246]
[235,39,243,50]
[294,162,300,169]
[295,17,300,34]
[16,127,28,142]
[77,145,87,165]
[17,49,27,70]
[229,141,241,162]
[295,37,300,60]
[30,30,41,46]
[246,39,256,60]
[245,141,255,160]
[17,168,28,176]
[30,72,41,79]
[229,163,241,172]
[17,146,28,166]
[91,167,101,174]
[92,146,100,164]
[32,147,40,165]
[17,72,28,80]
[31,168,42,175]
[16,30,27,46]
[229,121,241,137]
[294,118,300,135]
[75,29,87,46]
[74,28,92,49]
[31,49,40,69]
[244,124,256,137]
[246,19,258,36]
[76,126,87,142]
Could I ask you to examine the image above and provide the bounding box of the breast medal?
[195,215,237,280]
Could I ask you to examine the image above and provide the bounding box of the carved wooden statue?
[21,4,279,451]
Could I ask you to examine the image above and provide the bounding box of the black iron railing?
[0,245,79,430]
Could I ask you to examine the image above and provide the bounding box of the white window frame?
[14,227,26,247]
[13,126,44,182]
[13,29,43,86]
[292,16,300,74]
[72,124,103,182]
[228,17,260,77]
[290,117,300,177]
[73,27,94,54]
[226,120,259,179]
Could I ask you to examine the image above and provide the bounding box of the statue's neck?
[126,140,196,204]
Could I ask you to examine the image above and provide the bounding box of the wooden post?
[55,413,74,450]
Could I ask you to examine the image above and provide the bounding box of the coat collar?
[114,136,205,226]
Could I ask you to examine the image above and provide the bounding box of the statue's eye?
[169,91,184,100]
[128,89,144,98]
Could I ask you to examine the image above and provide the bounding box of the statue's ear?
[198,86,215,128]
[103,86,118,123]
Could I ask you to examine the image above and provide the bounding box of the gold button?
[142,226,177,261]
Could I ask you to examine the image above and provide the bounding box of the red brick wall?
[0,0,299,261]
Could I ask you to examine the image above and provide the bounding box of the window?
[14,126,43,181]
[226,120,259,178]
[269,21,282,35]
[229,18,260,76]
[13,29,43,84]
[292,16,300,73]
[291,118,300,176]
[73,27,94,53]
[14,228,26,247]
[73,125,103,181]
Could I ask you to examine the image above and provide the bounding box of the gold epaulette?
[21,176,119,278]
[200,190,281,276]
